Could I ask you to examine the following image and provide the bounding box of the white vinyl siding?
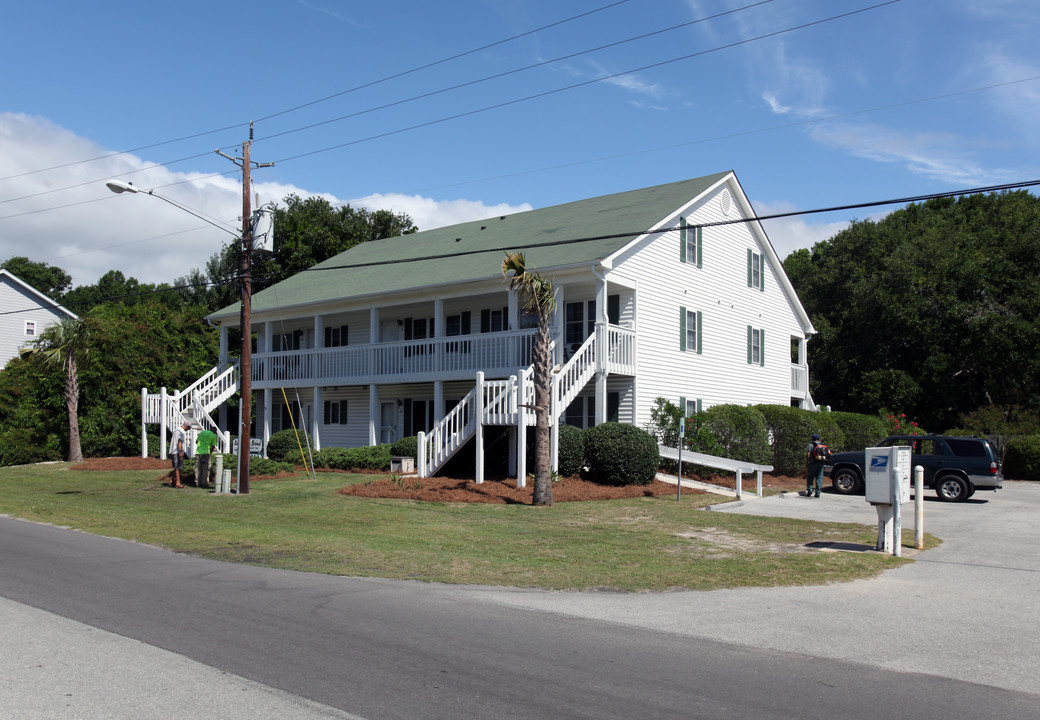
[604,179,801,430]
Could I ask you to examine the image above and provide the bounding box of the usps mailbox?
[865,446,911,505]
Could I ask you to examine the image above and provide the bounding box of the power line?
[254,0,776,145]
[268,1,904,165]
[0,0,636,185]
[6,177,1037,317]
[0,1,772,209]
[300,179,1040,273]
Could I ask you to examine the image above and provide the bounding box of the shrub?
[557,423,586,476]
[390,435,418,458]
[216,454,295,477]
[314,444,392,472]
[584,422,659,486]
[829,411,885,451]
[0,427,63,466]
[755,405,845,476]
[703,405,771,466]
[266,429,309,464]
[1003,435,1040,481]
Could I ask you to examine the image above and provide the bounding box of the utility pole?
[217,122,274,494]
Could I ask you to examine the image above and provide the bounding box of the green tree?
[20,317,91,461]
[1,256,72,300]
[785,191,1040,430]
[502,252,556,506]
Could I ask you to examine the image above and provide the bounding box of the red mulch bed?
[338,475,693,503]
[71,457,808,503]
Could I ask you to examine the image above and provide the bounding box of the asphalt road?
[1,482,1038,719]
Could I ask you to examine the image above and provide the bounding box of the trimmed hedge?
[214,454,295,477]
[390,435,418,458]
[557,423,586,477]
[584,422,659,486]
[266,429,309,464]
[703,404,771,466]
[1004,435,1040,481]
[829,411,885,452]
[313,444,393,472]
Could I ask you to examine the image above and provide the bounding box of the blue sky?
[1,0,1037,287]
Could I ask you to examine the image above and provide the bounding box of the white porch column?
[312,385,322,451]
[218,325,229,367]
[474,372,485,484]
[507,291,519,331]
[553,286,565,367]
[595,275,608,425]
[263,388,272,453]
[434,381,444,425]
[159,387,168,459]
[369,384,379,446]
[140,388,148,458]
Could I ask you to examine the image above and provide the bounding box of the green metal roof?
[211,172,730,320]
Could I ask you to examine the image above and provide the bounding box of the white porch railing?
[252,329,541,388]
[141,363,237,458]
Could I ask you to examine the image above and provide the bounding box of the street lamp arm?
[105,180,240,237]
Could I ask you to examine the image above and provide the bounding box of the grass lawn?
[0,463,933,592]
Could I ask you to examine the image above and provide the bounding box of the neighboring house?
[0,269,78,367]
[156,172,816,477]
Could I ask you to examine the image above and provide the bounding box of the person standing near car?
[806,433,830,498]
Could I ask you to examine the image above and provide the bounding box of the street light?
[106,177,252,492]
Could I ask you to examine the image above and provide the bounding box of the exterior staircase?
[417,331,599,479]
[141,363,238,458]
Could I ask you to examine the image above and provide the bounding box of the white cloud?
[807,122,1009,185]
[753,200,849,259]
[0,114,532,288]
[352,193,532,230]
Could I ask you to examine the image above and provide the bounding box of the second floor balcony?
[250,324,637,389]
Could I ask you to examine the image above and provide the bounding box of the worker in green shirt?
[195,428,218,488]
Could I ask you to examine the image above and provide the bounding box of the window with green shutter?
[681,218,702,268]
[747,249,765,291]
[680,307,702,353]
[747,326,765,365]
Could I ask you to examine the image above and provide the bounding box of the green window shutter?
[759,253,766,292]
[696,227,703,268]
[608,294,620,325]
[696,311,703,354]
[747,325,753,364]
[697,398,703,414]
[760,329,766,366]
[679,217,687,264]
[679,306,687,351]
[747,249,753,287]
[679,396,686,417]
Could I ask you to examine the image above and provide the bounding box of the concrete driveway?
[447,481,1040,695]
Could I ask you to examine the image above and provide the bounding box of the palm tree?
[21,317,90,462]
[502,252,556,506]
